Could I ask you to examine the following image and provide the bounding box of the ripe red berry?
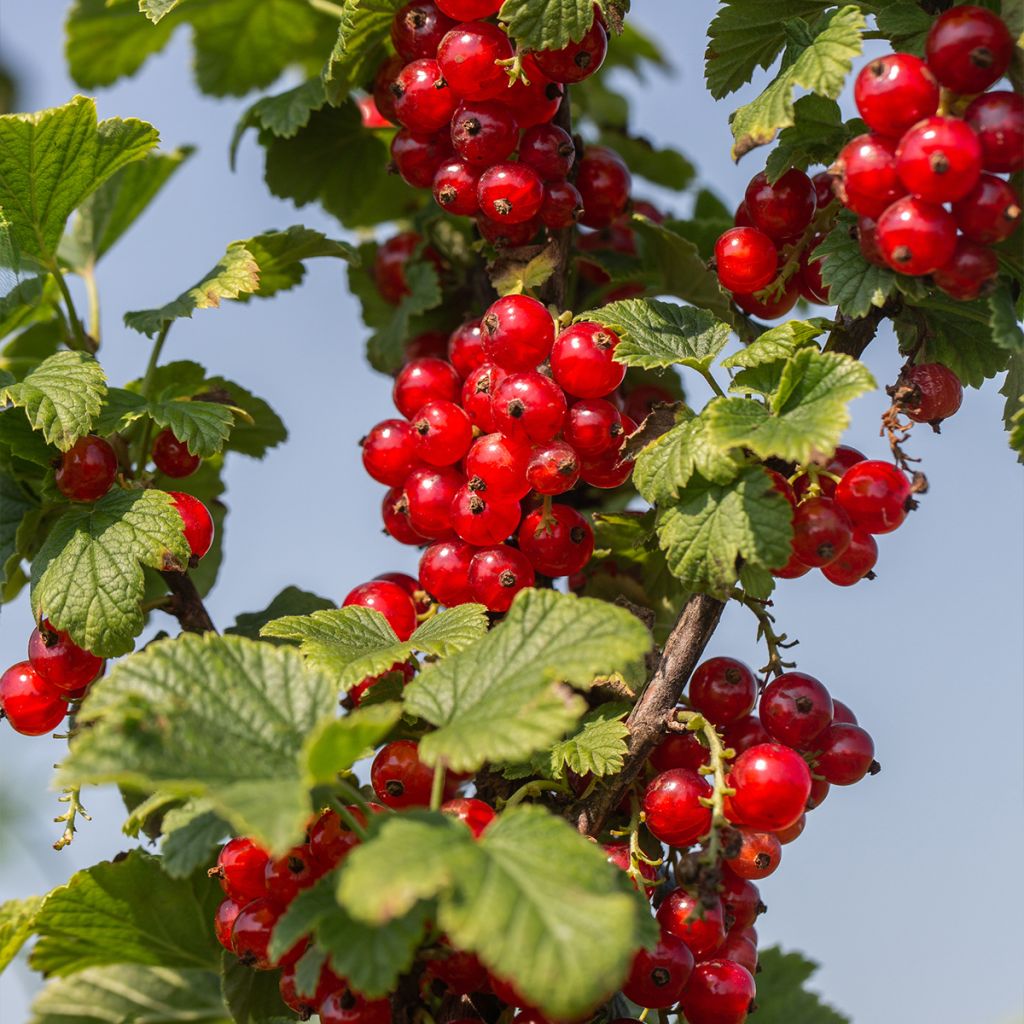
[394,358,461,418]
[412,399,473,466]
[373,55,405,125]
[231,898,300,970]
[216,837,270,904]
[362,419,421,486]
[344,579,419,640]
[651,730,709,774]
[576,147,631,228]
[791,496,852,567]
[432,158,480,215]
[420,539,476,606]
[391,1,456,61]
[451,100,519,166]
[214,898,241,952]
[391,129,454,188]
[965,91,1024,173]
[491,372,566,442]
[152,429,200,478]
[857,214,888,266]
[482,295,555,372]
[28,622,103,693]
[643,769,713,848]
[854,53,939,138]
[807,775,831,810]
[564,398,623,457]
[727,743,812,831]
[475,214,542,248]
[622,930,694,1009]
[525,440,580,495]
[382,486,428,545]
[793,445,865,500]
[711,931,759,976]
[459,363,504,433]
[901,363,963,424]
[811,171,834,209]
[896,116,982,204]
[821,529,878,586]
[952,173,1021,244]
[308,806,376,867]
[775,814,805,845]
[689,657,757,727]
[392,59,457,133]
[813,723,877,785]
[532,17,608,83]
[468,544,535,611]
[465,431,530,499]
[55,435,118,502]
[832,699,858,726]
[925,4,1014,95]
[320,991,392,1024]
[834,460,911,534]
[279,959,344,1016]
[519,123,576,180]
[550,322,625,399]
[657,888,727,958]
[579,429,635,489]
[876,196,957,276]
[264,843,324,903]
[503,56,565,129]
[441,797,496,838]
[0,661,66,735]
[771,550,812,580]
[622,383,673,424]
[451,486,521,546]
[725,829,782,881]
[933,237,999,301]
[436,0,500,17]
[168,491,214,560]
[732,275,800,320]
[371,739,435,808]
[539,180,584,229]
[477,163,545,225]
[722,716,771,757]
[517,504,594,576]
[447,319,487,378]
[798,235,830,305]
[437,21,514,100]
[759,671,834,749]
[678,960,756,1024]
[833,133,905,218]
[718,868,763,931]
[744,168,816,241]
[714,228,778,294]
[375,232,419,303]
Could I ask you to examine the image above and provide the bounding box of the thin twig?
[53,785,91,851]
[159,570,217,634]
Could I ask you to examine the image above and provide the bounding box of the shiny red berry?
[362,419,421,486]
[419,539,476,606]
[279,959,344,1016]
[775,814,805,845]
[394,358,461,418]
[732,276,800,320]
[877,196,957,275]
[468,544,534,611]
[689,657,757,727]
[576,147,631,228]
[391,129,453,188]
[857,214,888,266]
[503,56,564,129]
[564,398,623,457]
[821,530,878,586]
[896,116,982,204]
[622,930,694,1009]
[811,171,834,209]
[833,133,905,218]
[152,429,200,478]
[374,232,419,303]
[744,168,816,242]
[0,661,66,735]
[854,53,939,138]
[925,4,1014,95]
[579,441,634,488]
[900,363,963,424]
[343,579,419,639]
[525,440,580,495]
[550,322,625,399]
[264,843,324,903]
[651,730,709,774]
[482,295,555,372]
[27,622,103,693]
[603,841,658,896]
[371,739,435,808]
[965,91,1024,173]
[643,769,713,848]
[168,491,214,560]
[791,496,852,567]
[382,486,427,545]
[320,990,392,1024]
[441,797,496,838]
[540,180,584,229]
[798,235,830,304]
[711,931,759,976]
[532,17,608,83]
[214,898,241,952]
[718,868,763,931]
[373,55,405,125]
[813,723,877,785]
[231,898,300,970]
[451,486,521,546]
[679,960,756,1024]
[657,888,727,958]
[771,550,812,580]
[759,671,833,749]
[477,163,545,225]
[55,435,117,502]
[952,173,1021,244]
[517,504,594,576]
[412,399,473,466]
[726,743,812,832]
[714,228,778,294]
[834,460,911,534]
[725,829,782,881]
[519,123,576,180]
[792,445,865,500]
[392,58,457,133]
[491,372,566,442]
[459,363,504,433]
[447,319,487,378]
[451,100,519,166]
[436,0,500,16]
[475,213,542,248]
[721,716,771,757]
[465,431,530,499]
[216,837,270,904]
[391,1,456,61]
[933,237,999,301]
[437,21,514,100]
[432,158,480,215]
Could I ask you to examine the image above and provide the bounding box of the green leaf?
[242,226,357,298]
[722,319,822,372]
[0,96,159,267]
[549,702,631,778]
[764,95,860,182]
[1000,354,1024,462]
[730,7,866,159]
[160,800,229,879]
[203,376,288,459]
[0,350,106,451]
[657,466,793,598]
[0,895,42,972]
[263,603,487,690]
[221,952,292,1024]
[231,79,326,168]
[489,242,560,298]
[142,0,184,22]
[59,147,194,270]
[498,0,596,51]
[0,473,38,589]
[148,399,235,458]
[989,281,1024,353]
[404,590,652,772]
[59,634,337,853]
[597,130,695,190]
[30,850,221,975]
[29,965,230,1024]
[367,261,444,373]
[92,386,149,436]
[31,489,191,657]
[753,946,850,1023]
[874,1,932,54]
[663,191,734,263]
[226,586,334,642]
[707,349,875,463]
[581,298,731,372]
[323,0,405,105]
[302,703,404,785]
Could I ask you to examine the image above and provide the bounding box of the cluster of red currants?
[371,0,631,244]
[0,620,105,736]
[624,655,877,1020]
[833,5,1020,296]
[361,291,642,612]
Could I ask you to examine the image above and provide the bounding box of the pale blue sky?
[0,4,1021,1023]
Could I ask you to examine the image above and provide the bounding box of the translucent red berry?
[726,743,812,832]
[798,235,831,304]
[477,163,545,225]
[714,228,778,293]
[791,496,852,567]
[412,399,473,466]
[876,196,957,276]
[718,868,763,931]
[420,539,475,606]
[965,91,1024,173]
[503,56,564,129]
[833,133,905,218]
[451,486,521,546]
[813,723,877,785]
[532,17,608,83]
[432,159,480,215]
[759,671,834,749]
[579,430,635,489]
[678,960,756,1024]
[168,491,214,560]
[435,0,500,17]
[441,797,496,838]
[392,58,457,133]
[391,129,453,188]
[576,147,631,228]
[468,544,535,611]
[643,769,713,847]
[933,237,999,301]
[393,358,459,418]
[925,4,1014,95]
[725,829,782,881]
[743,168,816,242]
[821,530,878,587]
[688,657,757,727]
[362,419,420,486]
[834,460,911,534]
[540,180,584,229]
[264,843,324,903]
[382,486,427,545]
[722,715,771,758]
[519,123,576,180]
[371,739,436,808]
[344,579,419,639]
[712,931,759,976]
[793,445,865,501]
[656,888,727,958]
[451,100,518,166]
[373,55,405,125]
[564,398,623,457]
[214,898,241,952]
[900,362,963,424]
[952,173,1021,244]
[28,622,103,693]
[152,429,200,478]
[732,276,800,320]
[525,438,581,494]
[857,214,888,266]
[0,661,66,735]
[391,1,456,61]
[550,322,625,398]
[491,372,566,442]
[320,990,392,1024]
[55,435,118,502]
[622,930,694,1009]
[475,213,542,248]
[518,504,594,576]
[465,431,530,499]
[375,232,419,303]
[447,319,487,378]
[651,730,709,774]
[216,837,270,904]
[437,20,514,100]
[279,959,344,1017]
[231,898,300,970]
[896,116,982,204]
[482,295,555,372]
[854,54,939,138]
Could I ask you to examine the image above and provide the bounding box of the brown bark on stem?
[159,570,217,634]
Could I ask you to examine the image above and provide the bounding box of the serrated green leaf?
[989,281,1024,353]
[303,703,403,785]
[30,850,221,975]
[404,590,651,773]
[0,350,106,451]
[730,7,865,159]
[1000,354,1024,462]
[0,895,42,972]
[142,0,184,22]
[269,877,338,961]
[490,242,560,297]
[92,386,148,436]
[148,399,235,458]
[663,192,734,263]
[368,261,444,374]
[549,702,631,778]
[263,604,487,691]
[764,95,860,182]
[203,376,288,459]
[323,0,404,105]
[60,634,337,853]
[753,946,851,1023]
[221,952,291,1024]
[29,965,230,1024]
[231,79,326,167]
[874,1,932,54]
[241,226,356,298]
[657,466,793,598]
[31,489,191,657]
[0,96,158,267]
[723,319,823,371]
[160,800,229,879]
[707,349,875,463]
[499,0,596,51]
[581,298,730,372]
[0,472,37,589]
[226,586,335,642]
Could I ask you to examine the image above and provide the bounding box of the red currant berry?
[832,699,858,725]
[834,460,911,534]
[711,931,759,976]
[519,123,576,180]
[55,435,117,502]
[441,797,496,838]
[576,146,631,228]
[832,133,905,218]
[503,56,564,129]
[854,53,939,138]
[391,129,454,188]
[451,100,518,166]
[952,172,1021,244]
[792,445,865,501]
[382,486,428,545]
[726,743,812,832]
[375,232,420,303]
[550,322,625,398]
[725,829,782,881]
[279,959,344,1016]
[360,94,390,128]
[771,550,812,580]
[564,398,623,457]
[774,814,805,845]
[539,180,584,229]
[432,158,480,215]
[214,898,241,952]
[477,163,545,225]
[320,990,392,1024]
[308,805,378,866]
[721,715,770,758]
[420,539,476,606]
[451,486,521,546]
[424,945,488,997]
[27,622,103,693]
[491,372,566,442]
[391,1,456,61]
[622,383,673,424]
[532,17,608,83]
[216,837,270,904]
[468,544,535,611]
[925,4,1014,95]
[579,434,635,489]
[406,332,450,366]
[475,213,542,247]
[152,429,200,478]
[603,841,658,896]
[448,319,487,378]
[733,201,753,226]
[465,431,530,499]
[791,495,852,567]
[232,898,300,970]
[0,661,66,735]
[622,930,694,1009]
[811,171,834,209]
[460,363,505,432]
[718,868,763,931]
[744,168,816,242]
[437,21,514,100]
[373,55,405,125]
[435,0,500,16]
[392,59,457,133]
[362,419,421,486]
[689,657,757,727]
[714,228,778,294]
[394,357,461,418]
[371,739,434,808]
[933,237,999,301]
[812,723,877,785]
[732,275,800,320]
[518,504,594,576]
[168,491,214,560]
[651,730,709,774]
[657,888,726,958]
[643,769,713,847]
[412,399,473,466]
[896,116,982,203]
[482,295,555,372]
[525,440,580,495]
[807,775,831,810]
[821,530,878,587]
[900,362,963,424]
[857,214,888,266]
[264,843,324,903]
[965,91,1024,173]
[344,579,419,640]
[759,671,833,749]
[679,960,756,1024]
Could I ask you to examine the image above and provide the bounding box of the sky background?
[0,3,1021,1023]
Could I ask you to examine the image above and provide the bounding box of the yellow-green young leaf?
[580,298,731,372]
[148,399,235,458]
[0,351,106,451]
[0,96,158,266]
[656,466,793,598]
[29,966,230,1024]
[302,702,403,785]
[30,850,221,976]
[549,702,632,778]
[0,896,42,972]
[499,0,596,51]
[141,0,183,22]
[730,6,866,159]
[262,604,488,691]
[31,489,190,657]
[59,634,337,853]
[706,349,876,464]
[489,242,560,297]
[404,590,652,773]
[323,0,405,105]
[752,946,851,1023]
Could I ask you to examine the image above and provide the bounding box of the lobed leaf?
[302,702,404,785]
[548,702,632,778]
[323,0,405,105]
[753,946,851,1022]
[499,0,597,51]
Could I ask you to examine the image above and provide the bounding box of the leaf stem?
[50,265,92,353]
[331,797,370,842]
[336,776,376,820]
[502,778,570,809]
[81,264,101,343]
[134,322,172,474]
[430,762,447,811]
[698,365,726,398]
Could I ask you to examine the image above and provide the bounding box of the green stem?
[430,762,446,811]
[331,797,370,842]
[675,710,732,866]
[755,201,840,300]
[501,779,570,809]
[133,323,172,475]
[82,264,101,343]
[698,366,726,398]
[731,589,797,678]
[335,776,375,820]
[50,266,90,352]
[307,0,345,16]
